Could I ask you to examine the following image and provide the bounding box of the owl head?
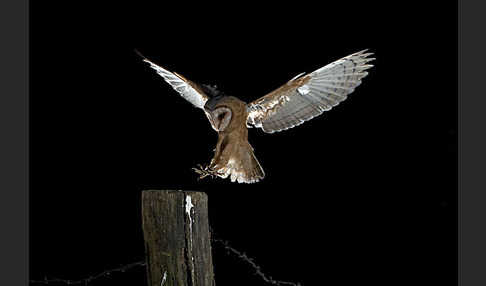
[204,95,247,133]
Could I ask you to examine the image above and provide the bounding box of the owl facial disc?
[211,107,232,131]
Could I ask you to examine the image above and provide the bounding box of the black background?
[30,1,457,285]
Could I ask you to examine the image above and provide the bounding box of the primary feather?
[139,52,209,109]
[247,50,374,133]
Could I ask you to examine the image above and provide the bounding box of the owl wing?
[246,50,374,133]
[138,51,209,109]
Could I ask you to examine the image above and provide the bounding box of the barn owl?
[138,50,374,183]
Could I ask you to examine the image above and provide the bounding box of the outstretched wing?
[138,51,209,109]
[246,50,374,133]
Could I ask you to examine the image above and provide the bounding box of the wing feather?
[247,50,374,133]
[139,53,209,109]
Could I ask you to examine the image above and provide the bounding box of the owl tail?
[208,138,265,183]
[240,143,265,183]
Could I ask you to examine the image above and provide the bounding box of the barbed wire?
[212,237,302,286]
[30,236,301,286]
[30,261,146,285]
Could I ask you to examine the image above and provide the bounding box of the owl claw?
[192,164,217,180]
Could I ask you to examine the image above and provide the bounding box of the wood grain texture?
[142,190,215,286]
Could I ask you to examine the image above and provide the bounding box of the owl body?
[203,95,265,183]
[139,50,374,183]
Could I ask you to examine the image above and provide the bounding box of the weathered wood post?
[142,190,215,286]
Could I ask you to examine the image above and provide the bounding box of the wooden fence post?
[142,190,215,286]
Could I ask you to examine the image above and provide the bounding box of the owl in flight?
[138,50,374,183]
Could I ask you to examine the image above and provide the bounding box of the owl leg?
[192,164,217,180]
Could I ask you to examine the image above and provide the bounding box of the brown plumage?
[202,95,265,183]
[138,50,374,183]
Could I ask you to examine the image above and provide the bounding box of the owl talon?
[192,164,217,180]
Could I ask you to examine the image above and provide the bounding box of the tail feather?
[222,143,265,184]
[244,147,265,183]
[235,143,265,183]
